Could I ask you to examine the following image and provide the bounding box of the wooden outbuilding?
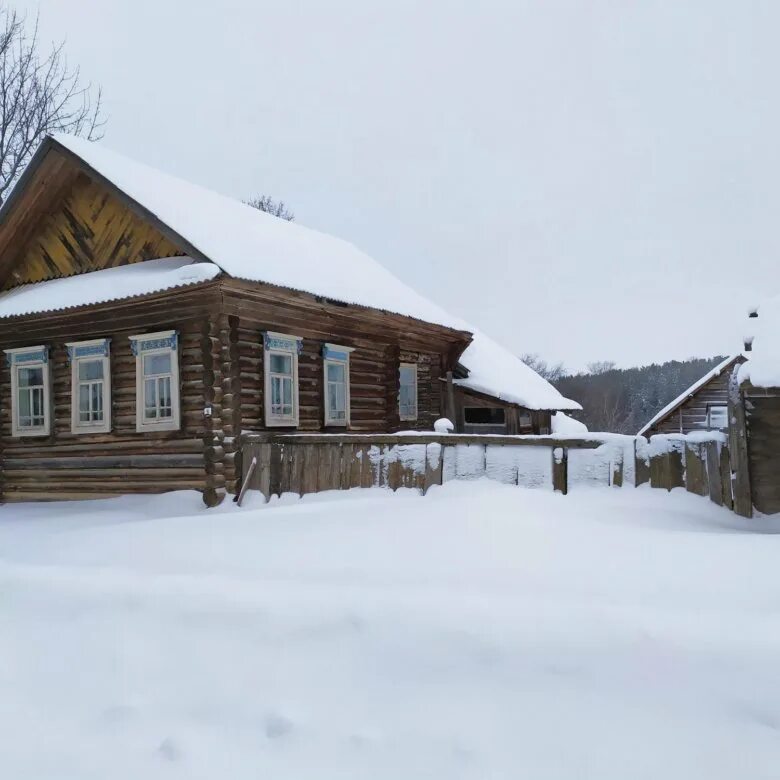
[0,135,577,505]
[638,355,745,438]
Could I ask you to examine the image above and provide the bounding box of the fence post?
[552,447,568,494]
[728,371,753,518]
[611,447,624,488]
[634,437,650,487]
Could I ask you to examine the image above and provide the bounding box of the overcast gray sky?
[18,0,780,369]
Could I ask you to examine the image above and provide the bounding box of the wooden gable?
[0,142,188,290]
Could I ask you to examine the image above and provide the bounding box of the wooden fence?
[635,433,733,510]
[240,433,636,501]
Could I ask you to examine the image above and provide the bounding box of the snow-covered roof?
[0,257,219,318]
[738,296,780,389]
[637,354,740,435]
[50,134,468,333]
[454,331,581,411]
[1,135,578,413]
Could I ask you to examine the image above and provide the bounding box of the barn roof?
[738,295,780,389]
[637,354,741,435]
[0,134,579,412]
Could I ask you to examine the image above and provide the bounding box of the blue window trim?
[5,347,48,367]
[264,332,303,355]
[130,332,178,356]
[67,339,110,363]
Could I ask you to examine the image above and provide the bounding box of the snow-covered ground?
[2,482,780,779]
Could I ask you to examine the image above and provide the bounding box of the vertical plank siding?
[744,390,780,515]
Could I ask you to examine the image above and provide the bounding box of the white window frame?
[4,346,51,438]
[67,339,111,434]
[707,404,729,431]
[263,331,302,427]
[129,330,181,433]
[398,361,418,421]
[323,343,354,427]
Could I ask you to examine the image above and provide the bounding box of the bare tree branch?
[245,194,294,221]
[0,8,106,204]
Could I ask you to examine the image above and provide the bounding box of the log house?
[0,135,578,505]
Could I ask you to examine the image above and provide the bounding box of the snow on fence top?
[51,134,469,333]
[0,257,219,318]
[739,295,780,389]
[455,330,581,411]
[637,354,740,435]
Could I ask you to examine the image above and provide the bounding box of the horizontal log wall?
[222,282,462,435]
[0,285,220,502]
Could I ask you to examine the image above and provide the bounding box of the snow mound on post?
[455,331,581,411]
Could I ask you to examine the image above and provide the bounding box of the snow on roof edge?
[0,257,220,319]
[637,354,740,436]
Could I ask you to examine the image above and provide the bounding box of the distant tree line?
[522,354,727,434]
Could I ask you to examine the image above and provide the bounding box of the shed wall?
[745,390,780,515]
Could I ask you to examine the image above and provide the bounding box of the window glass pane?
[144,378,157,418]
[92,383,103,418]
[270,353,292,375]
[327,362,345,383]
[19,367,43,387]
[282,377,293,406]
[79,360,103,381]
[79,384,91,413]
[159,377,172,417]
[18,388,31,419]
[271,376,282,407]
[400,365,415,385]
[144,353,171,376]
[32,387,43,417]
[708,406,728,428]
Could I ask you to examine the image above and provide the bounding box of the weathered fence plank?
[719,444,733,511]
[611,447,624,488]
[705,441,723,506]
[685,442,707,497]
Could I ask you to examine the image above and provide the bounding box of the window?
[323,343,353,426]
[707,404,729,430]
[129,331,180,432]
[464,407,505,425]
[264,332,301,426]
[67,339,111,434]
[4,346,51,437]
[399,362,418,421]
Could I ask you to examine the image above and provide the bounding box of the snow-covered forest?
[553,356,727,433]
